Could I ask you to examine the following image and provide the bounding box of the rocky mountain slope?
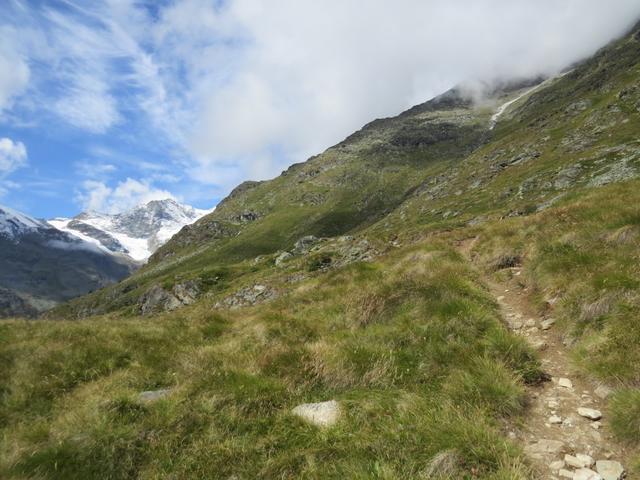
[0,205,136,317]
[49,199,210,261]
[2,20,640,480]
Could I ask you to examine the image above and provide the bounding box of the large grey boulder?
[173,281,200,305]
[217,284,277,308]
[139,281,201,314]
[275,251,293,266]
[139,285,182,315]
[293,235,320,254]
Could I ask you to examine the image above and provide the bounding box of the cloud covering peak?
[0,0,639,215]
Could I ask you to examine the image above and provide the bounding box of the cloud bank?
[76,178,176,214]
[1,0,639,211]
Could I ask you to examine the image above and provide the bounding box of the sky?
[0,0,639,218]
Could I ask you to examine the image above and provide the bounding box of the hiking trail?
[459,237,628,480]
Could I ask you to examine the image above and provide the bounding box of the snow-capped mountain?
[0,204,50,239]
[0,204,136,317]
[49,199,212,261]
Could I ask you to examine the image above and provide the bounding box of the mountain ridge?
[49,198,211,261]
[0,204,137,317]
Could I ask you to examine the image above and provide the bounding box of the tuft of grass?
[610,389,640,445]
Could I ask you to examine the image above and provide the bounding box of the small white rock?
[594,385,613,400]
[550,460,566,471]
[559,469,575,479]
[138,388,171,403]
[292,400,340,427]
[573,468,603,480]
[532,339,548,350]
[565,454,595,469]
[525,439,566,457]
[549,415,563,424]
[578,454,595,468]
[541,318,556,330]
[577,407,602,421]
[558,378,573,389]
[525,318,537,327]
[595,460,625,480]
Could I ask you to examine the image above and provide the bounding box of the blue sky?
[1,0,638,219]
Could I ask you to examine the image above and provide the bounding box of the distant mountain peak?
[0,204,136,317]
[0,204,49,239]
[48,199,213,261]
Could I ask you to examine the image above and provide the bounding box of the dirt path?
[459,238,628,479]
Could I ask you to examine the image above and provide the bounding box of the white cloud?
[0,137,27,176]
[76,178,176,214]
[74,160,117,179]
[183,0,640,191]
[0,179,19,198]
[55,78,121,133]
[1,0,640,203]
[0,137,26,197]
[0,26,30,113]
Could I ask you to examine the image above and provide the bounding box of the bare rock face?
[217,284,277,309]
[275,251,293,266]
[0,287,38,318]
[139,281,201,315]
[292,400,340,427]
[173,281,200,305]
[139,285,182,315]
[293,235,321,254]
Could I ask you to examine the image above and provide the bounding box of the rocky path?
[487,266,628,480]
[458,238,628,479]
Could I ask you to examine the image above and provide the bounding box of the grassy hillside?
[1,245,541,479]
[3,19,640,480]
